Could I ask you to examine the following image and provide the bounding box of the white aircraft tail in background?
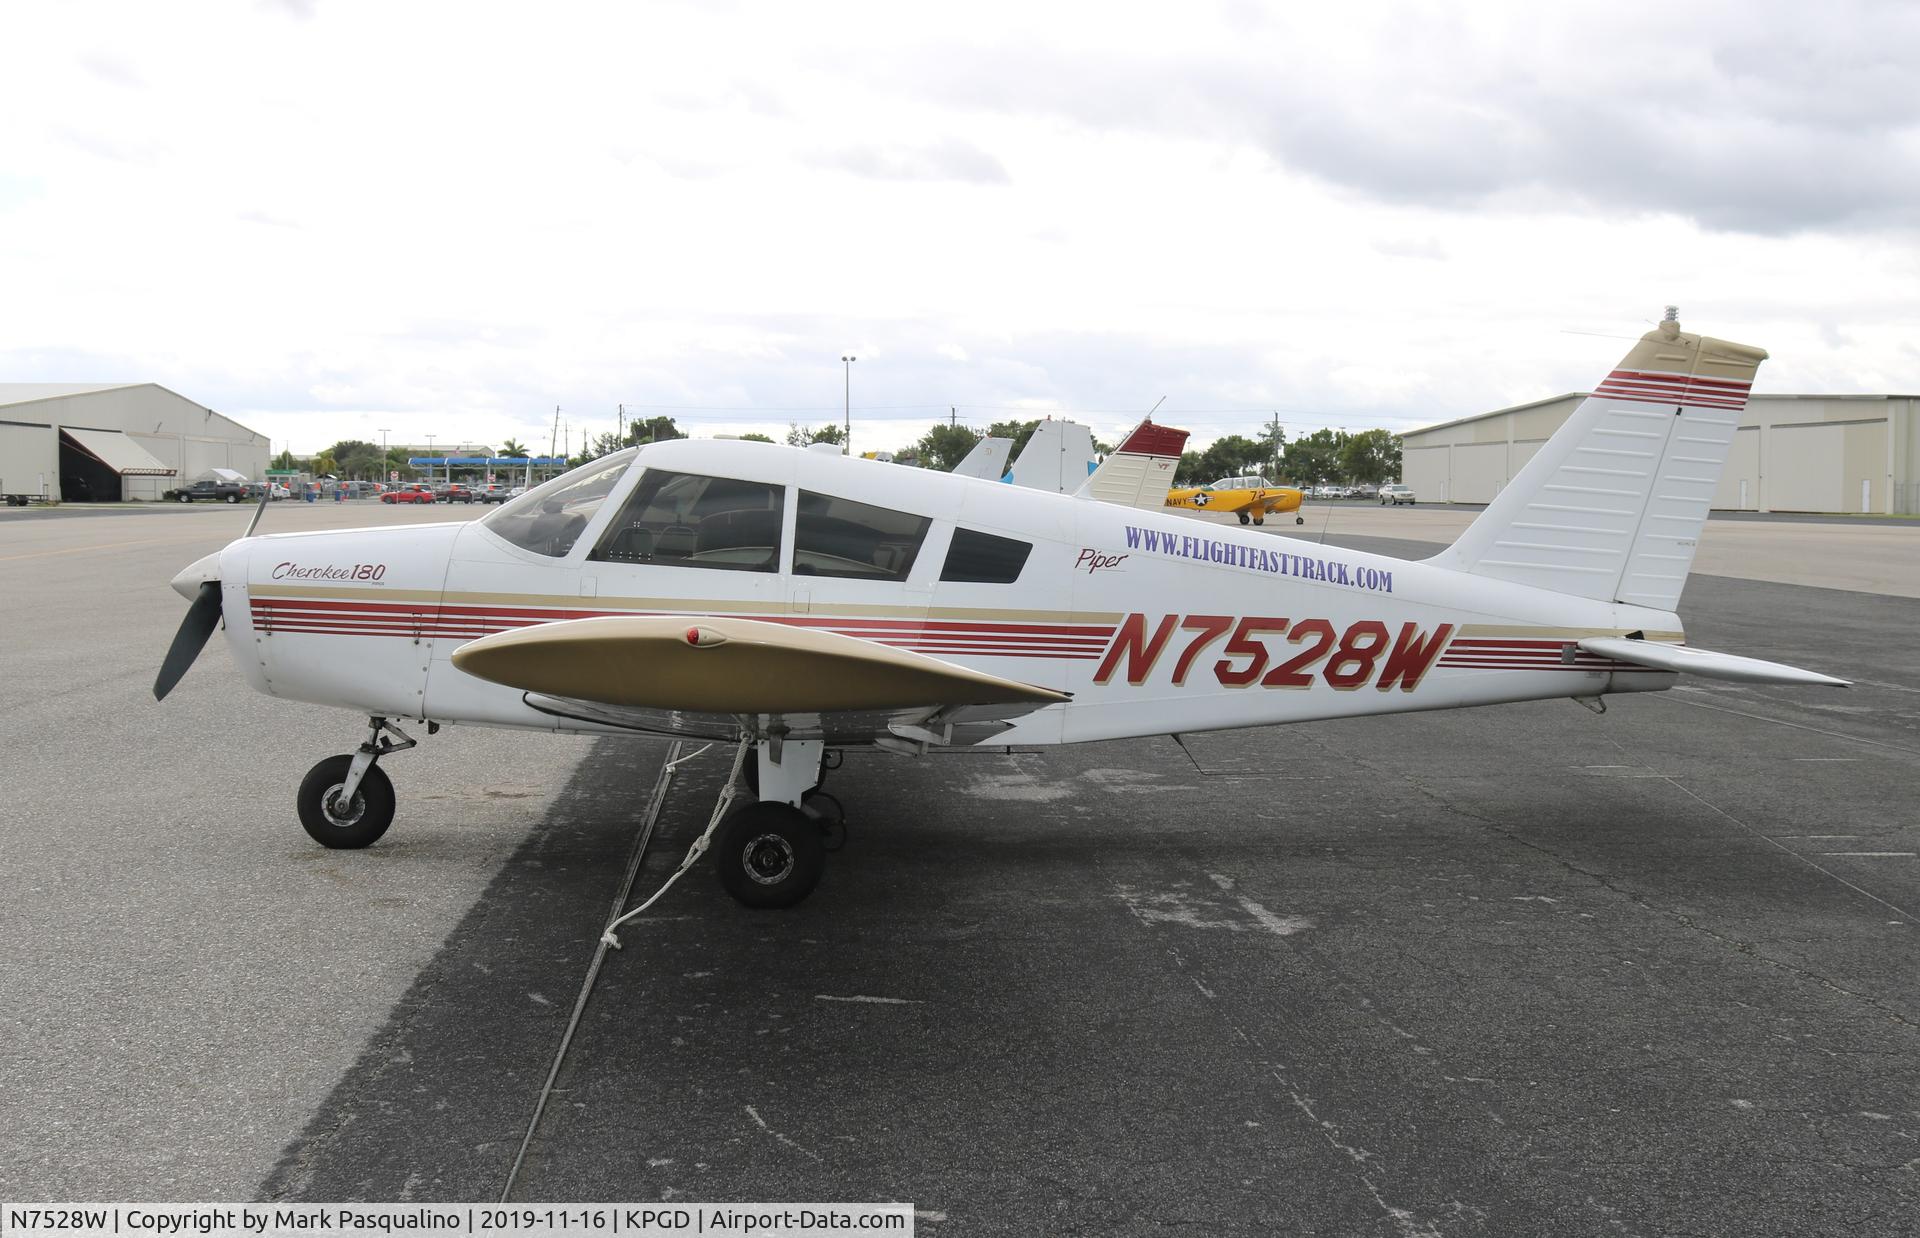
[1008,419,1097,492]
[1075,419,1190,511]
[951,436,1013,479]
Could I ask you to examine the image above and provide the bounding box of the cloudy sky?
[2,0,1915,455]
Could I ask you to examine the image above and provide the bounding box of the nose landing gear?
[296,717,417,849]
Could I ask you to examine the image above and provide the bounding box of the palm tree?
[500,437,528,458]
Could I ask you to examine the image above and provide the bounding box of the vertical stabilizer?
[1075,419,1191,509]
[952,437,1014,479]
[1429,312,1766,609]
[1008,419,1098,493]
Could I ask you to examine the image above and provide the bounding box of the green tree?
[1281,429,1345,486]
[1192,435,1269,484]
[324,439,386,480]
[312,452,339,478]
[736,432,775,443]
[623,416,684,448]
[1258,416,1287,479]
[986,419,1042,459]
[499,437,528,458]
[786,422,846,447]
[915,423,983,471]
[1338,428,1402,485]
[272,449,296,471]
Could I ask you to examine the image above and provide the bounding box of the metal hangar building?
[1400,392,1918,515]
[0,383,271,502]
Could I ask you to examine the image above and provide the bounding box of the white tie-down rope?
[600,737,750,949]
[502,736,747,1201]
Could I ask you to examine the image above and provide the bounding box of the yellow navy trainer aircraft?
[154,311,1845,908]
[1165,475,1307,525]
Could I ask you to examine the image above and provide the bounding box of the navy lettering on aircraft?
[1121,526,1393,593]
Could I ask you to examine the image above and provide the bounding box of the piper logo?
[1074,549,1129,574]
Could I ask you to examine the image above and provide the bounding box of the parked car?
[164,478,248,503]
[381,483,437,504]
[477,484,512,504]
[1379,483,1416,506]
[441,483,477,503]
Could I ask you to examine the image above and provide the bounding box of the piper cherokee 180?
[154,312,1844,907]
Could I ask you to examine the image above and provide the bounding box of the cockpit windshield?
[481,448,638,557]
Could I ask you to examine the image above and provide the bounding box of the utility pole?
[841,355,856,456]
[1267,410,1284,480]
[550,406,561,460]
[618,404,625,448]
[950,406,957,428]
[424,433,436,485]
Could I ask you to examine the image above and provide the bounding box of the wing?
[450,615,1071,748]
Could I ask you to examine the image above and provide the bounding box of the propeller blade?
[153,580,223,701]
[243,485,270,538]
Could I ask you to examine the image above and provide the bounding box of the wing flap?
[451,615,1073,712]
[1577,638,1847,687]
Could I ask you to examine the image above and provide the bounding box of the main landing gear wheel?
[1296,515,1305,524]
[1237,511,1251,525]
[715,801,826,908]
[297,755,395,849]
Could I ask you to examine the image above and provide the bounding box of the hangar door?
[1714,427,1760,510]
[1449,442,1507,504]
[1766,421,1885,513]
[59,427,175,502]
[1401,444,1448,500]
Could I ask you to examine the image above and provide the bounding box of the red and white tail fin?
[1075,419,1190,510]
[1428,311,1767,610]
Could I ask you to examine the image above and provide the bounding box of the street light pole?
[424,433,436,485]
[841,355,856,456]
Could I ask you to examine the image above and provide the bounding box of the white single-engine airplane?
[156,312,1845,907]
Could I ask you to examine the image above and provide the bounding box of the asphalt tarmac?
[3,502,1916,1236]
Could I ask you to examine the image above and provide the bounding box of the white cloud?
[0,0,1914,454]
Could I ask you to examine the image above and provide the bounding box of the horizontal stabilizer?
[451,615,1073,712]
[1577,638,1848,687]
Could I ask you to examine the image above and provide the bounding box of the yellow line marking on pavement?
[0,535,217,563]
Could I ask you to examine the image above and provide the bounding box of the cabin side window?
[794,490,932,581]
[588,469,785,573]
[940,527,1032,584]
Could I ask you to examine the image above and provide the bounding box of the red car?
[380,484,436,504]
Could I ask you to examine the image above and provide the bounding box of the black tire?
[1237,511,1250,525]
[1296,515,1305,524]
[298,755,396,849]
[177,493,191,503]
[715,802,825,908]
[225,493,240,503]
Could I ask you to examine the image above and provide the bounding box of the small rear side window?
[795,490,931,581]
[941,527,1032,584]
